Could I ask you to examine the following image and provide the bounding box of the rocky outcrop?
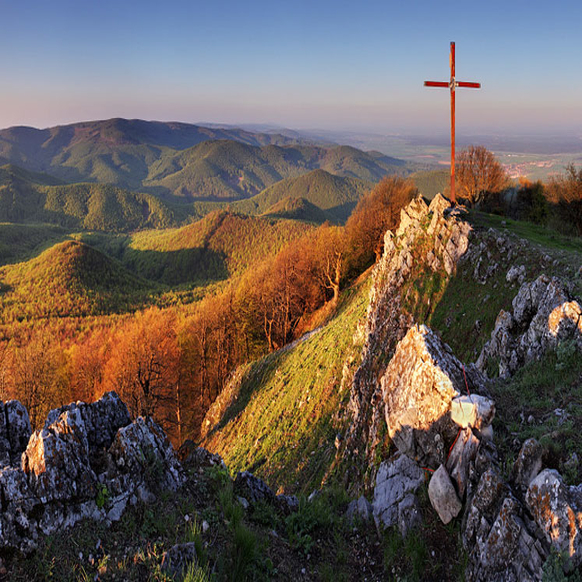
[478,275,582,377]
[0,392,186,554]
[338,194,474,489]
[366,315,582,580]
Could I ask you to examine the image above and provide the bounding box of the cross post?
[424,42,481,203]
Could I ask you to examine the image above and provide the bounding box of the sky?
[1,0,582,135]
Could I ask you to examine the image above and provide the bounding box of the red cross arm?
[457,81,481,88]
[424,81,449,87]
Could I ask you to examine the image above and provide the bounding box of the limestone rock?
[506,265,526,284]
[179,442,225,469]
[346,495,373,524]
[276,494,299,514]
[446,428,481,499]
[234,471,276,505]
[0,400,31,467]
[337,194,475,489]
[161,542,198,579]
[22,426,98,503]
[44,391,131,453]
[463,464,549,581]
[381,324,484,468]
[107,416,185,494]
[372,454,424,533]
[478,275,582,377]
[450,395,495,431]
[428,464,462,524]
[0,466,40,553]
[512,439,543,490]
[398,494,422,537]
[526,469,582,568]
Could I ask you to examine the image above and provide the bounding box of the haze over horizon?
[2,0,582,137]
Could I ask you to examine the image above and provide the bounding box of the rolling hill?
[145,141,406,200]
[0,119,412,201]
[229,169,372,221]
[0,240,154,321]
[262,196,332,223]
[0,118,302,188]
[77,211,314,285]
[0,164,189,231]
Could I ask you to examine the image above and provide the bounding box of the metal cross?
[424,42,481,203]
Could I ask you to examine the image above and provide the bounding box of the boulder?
[107,416,185,495]
[398,494,422,538]
[277,494,299,514]
[478,275,582,377]
[428,464,462,524]
[372,454,424,533]
[179,442,225,469]
[161,542,198,579]
[506,265,526,284]
[381,324,484,468]
[463,464,549,581]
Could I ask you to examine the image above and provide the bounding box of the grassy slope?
[202,277,371,494]
[0,240,154,321]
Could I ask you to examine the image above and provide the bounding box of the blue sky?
[1,0,581,134]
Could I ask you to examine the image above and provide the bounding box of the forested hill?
[0,118,413,199]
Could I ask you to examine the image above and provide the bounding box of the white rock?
[450,395,495,430]
[428,464,462,524]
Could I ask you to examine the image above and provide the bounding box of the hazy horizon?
[2,0,582,136]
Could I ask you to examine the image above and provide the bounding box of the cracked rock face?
[372,454,425,535]
[478,275,582,377]
[0,400,32,467]
[338,194,475,489]
[526,469,582,570]
[380,324,484,468]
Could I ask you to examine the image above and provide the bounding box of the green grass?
[202,277,371,493]
[430,212,582,362]
[471,211,582,254]
[490,340,582,485]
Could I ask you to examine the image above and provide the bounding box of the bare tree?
[456,145,509,205]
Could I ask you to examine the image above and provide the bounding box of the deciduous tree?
[456,145,509,205]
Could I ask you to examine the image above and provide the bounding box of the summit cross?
[424,41,481,203]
